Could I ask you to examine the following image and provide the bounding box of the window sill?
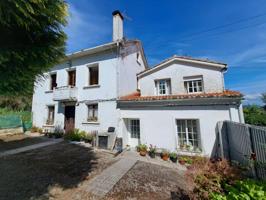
[83,85,100,89]
[42,124,54,127]
[45,90,53,93]
[82,121,100,125]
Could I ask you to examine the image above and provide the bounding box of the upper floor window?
[89,66,99,86]
[155,79,171,95]
[184,77,203,93]
[87,104,98,122]
[50,73,57,90]
[47,105,55,125]
[68,70,76,87]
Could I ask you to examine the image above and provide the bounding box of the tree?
[261,92,266,105]
[0,0,68,96]
[243,105,266,126]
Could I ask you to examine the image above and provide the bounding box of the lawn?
[0,142,116,200]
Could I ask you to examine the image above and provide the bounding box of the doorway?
[127,119,140,148]
[64,105,75,129]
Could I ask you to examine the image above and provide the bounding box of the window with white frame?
[155,79,171,95]
[87,104,98,122]
[47,106,55,125]
[176,119,200,150]
[184,78,203,93]
[129,119,140,139]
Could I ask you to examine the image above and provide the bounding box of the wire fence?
[217,121,266,180]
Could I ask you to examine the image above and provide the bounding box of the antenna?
[122,10,132,21]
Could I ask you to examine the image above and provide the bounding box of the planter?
[170,157,177,163]
[179,160,186,165]
[161,154,169,161]
[139,150,147,156]
[149,152,156,158]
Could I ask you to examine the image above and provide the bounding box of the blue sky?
[65,0,266,105]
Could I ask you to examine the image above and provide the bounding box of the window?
[176,119,200,150]
[50,74,57,90]
[68,70,76,86]
[129,119,140,139]
[184,78,203,93]
[87,104,98,122]
[47,106,55,125]
[89,66,99,85]
[155,79,171,95]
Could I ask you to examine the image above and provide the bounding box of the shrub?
[186,159,241,199]
[211,179,266,200]
[170,152,177,159]
[83,133,94,143]
[64,129,83,141]
[31,126,39,133]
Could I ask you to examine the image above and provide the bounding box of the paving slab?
[85,157,137,198]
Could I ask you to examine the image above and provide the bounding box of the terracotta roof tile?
[119,90,242,101]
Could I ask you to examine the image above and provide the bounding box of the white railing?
[53,86,78,101]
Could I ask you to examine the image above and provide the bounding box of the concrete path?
[85,157,137,198]
[0,139,63,158]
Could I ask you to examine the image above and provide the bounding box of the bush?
[138,144,148,152]
[186,159,241,199]
[211,179,266,200]
[64,129,83,141]
[31,126,39,133]
[83,133,94,143]
[244,105,266,126]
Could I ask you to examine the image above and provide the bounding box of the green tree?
[0,0,68,96]
[243,105,266,126]
[262,92,266,105]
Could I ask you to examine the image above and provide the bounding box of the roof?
[138,55,227,78]
[63,39,148,68]
[119,90,242,102]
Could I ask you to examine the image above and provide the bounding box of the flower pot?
[170,157,177,163]
[139,150,147,156]
[161,155,169,161]
[149,152,156,158]
[179,160,186,165]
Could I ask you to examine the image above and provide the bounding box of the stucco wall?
[119,105,241,156]
[138,62,224,96]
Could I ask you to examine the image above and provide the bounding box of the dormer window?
[155,79,171,95]
[184,76,203,93]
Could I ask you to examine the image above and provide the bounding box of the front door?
[128,119,140,148]
[64,105,75,129]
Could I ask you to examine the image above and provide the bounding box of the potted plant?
[139,144,148,156]
[161,149,170,161]
[148,145,157,158]
[136,144,141,152]
[169,152,178,163]
[178,156,187,165]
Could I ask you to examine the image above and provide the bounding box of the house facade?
[32,10,244,156]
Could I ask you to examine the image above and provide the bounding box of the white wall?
[119,105,241,156]
[138,62,224,96]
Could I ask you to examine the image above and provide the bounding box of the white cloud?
[65,3,111,52]
[245,93,262,100]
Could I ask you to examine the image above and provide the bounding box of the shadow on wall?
[0,142,99,200]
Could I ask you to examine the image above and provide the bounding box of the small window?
[129,119,140,139]
[184,79,203,93]
[89,66,99,85]
[155,79,171,95]
[68,70,76,86]
[50,74,57,90]
[87,104,98,122]
[176,119,200,150]
[47,106,55,125]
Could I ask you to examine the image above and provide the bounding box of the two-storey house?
[32,10,244,156]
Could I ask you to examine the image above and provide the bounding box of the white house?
[32,10,244,156]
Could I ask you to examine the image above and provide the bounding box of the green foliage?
[64,129,87,142]
[243,105,266,126]
[262,92,266,105]
[138,144,148,151]
[211,179,266,200]
[83,133,94,143]
[0,0,68,95]
[169,152,177,159]
[186,159,241,199]
[0,96,32,111]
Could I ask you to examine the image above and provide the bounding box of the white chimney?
[112,10,124,41]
